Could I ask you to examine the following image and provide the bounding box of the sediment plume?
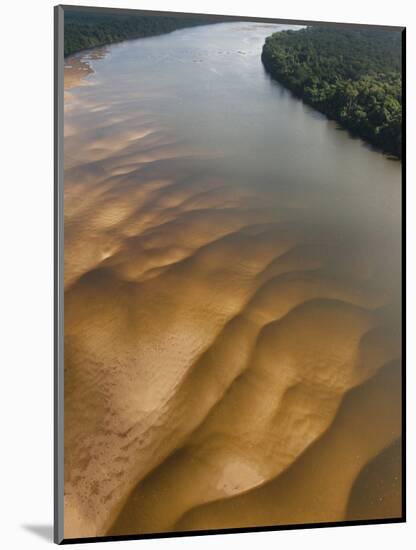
[63,52,402,539]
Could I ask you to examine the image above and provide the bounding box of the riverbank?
[261,27,402,158]
[64,9,217,56]
[62,23,402,538]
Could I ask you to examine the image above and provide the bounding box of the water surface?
[63,22,402,538]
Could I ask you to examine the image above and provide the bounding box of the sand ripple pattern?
[63,57,402,539]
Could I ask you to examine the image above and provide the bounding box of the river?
[63,21,402,538]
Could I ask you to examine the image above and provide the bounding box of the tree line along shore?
[64,13,402,159]
[64,10,216,57]
[261,26,402,158]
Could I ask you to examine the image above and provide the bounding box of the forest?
[261,26,402,158]
[64,10,215,57]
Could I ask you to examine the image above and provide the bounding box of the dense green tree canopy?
[64,10,215,57]
[262,26,402,158]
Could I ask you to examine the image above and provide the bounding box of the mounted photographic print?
[54,4,405,544]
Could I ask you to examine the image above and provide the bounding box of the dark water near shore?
[67,21,401,289]
[64,21,402,537]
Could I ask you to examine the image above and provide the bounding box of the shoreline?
[262,54,401,161]
[64,10,219,57]
[62,23,402,538]
[261,27,402,160]
[64,55,94,90]
[64,25,208,58]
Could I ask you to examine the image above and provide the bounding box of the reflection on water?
[63,22,402,539]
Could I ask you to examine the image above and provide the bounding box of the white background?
[0,0,413,548]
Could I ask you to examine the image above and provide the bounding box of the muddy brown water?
[63,22,402,538]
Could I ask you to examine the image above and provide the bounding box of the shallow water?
[63,22,402,538]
